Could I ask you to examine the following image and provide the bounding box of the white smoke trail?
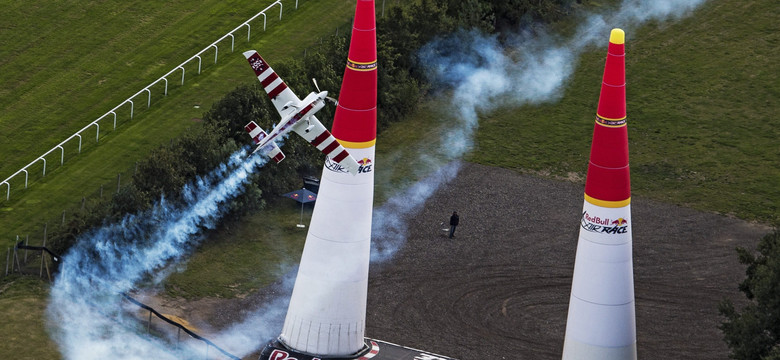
[47,148,268,360]
[370,0,708,261]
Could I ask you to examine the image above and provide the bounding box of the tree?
[719,230,780,359]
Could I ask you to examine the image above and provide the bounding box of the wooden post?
[40,237,46,278]
[24,235,28,263]
[43,223,48,249]
[5,248,9,276]
[44,255,51,282]
[15,235,22,263]
[117,173,121,193]
[61,211,66,226]
[13,246,22,274]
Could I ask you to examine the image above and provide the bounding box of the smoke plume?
[47,149,268,359]
[370,0,708,260]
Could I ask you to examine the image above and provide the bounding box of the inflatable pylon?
[276,0,378,357]
[562,28,637,360]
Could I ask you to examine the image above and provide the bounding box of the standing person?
[449,211,459,239]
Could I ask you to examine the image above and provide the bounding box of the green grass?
[0,0,361,250]
[374,98,456,202]
[0,0,353,176]
[470,0,779,223]
[164,203,308,299]
[0,276,59,360]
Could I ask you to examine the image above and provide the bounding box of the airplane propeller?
[312,78,338,105]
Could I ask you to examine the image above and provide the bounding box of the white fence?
[1,0,303,201]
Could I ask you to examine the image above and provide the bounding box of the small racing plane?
[242,50,360,175]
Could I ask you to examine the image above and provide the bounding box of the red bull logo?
[581,211,629,235]
[611,218,628,226]
[357,158,372,166]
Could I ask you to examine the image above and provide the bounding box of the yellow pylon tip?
[610,28,625,45]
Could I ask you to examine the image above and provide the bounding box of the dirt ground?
[157,162,772,359]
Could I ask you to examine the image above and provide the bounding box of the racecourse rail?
[1,0,303,201]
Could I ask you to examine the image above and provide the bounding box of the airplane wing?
[292,116,360,176]
[244,121,285,163]
[243,50,300,119]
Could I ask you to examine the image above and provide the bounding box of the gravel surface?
[363,162,769,360]
[164,162,771,360]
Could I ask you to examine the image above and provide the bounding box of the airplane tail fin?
[244,121,285,163]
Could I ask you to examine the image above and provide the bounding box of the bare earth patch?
[156,162,771,360]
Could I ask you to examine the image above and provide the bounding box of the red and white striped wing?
[293,116,359,175]
[243,50,300,118]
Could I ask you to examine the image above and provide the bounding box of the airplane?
[242,50,360,176]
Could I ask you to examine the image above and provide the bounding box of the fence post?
[40,237,46,278]
[117,173,121,193]
[5,248,9,276]
[24,235,28,263]
[13,246,22,274]
[44,254,51,282]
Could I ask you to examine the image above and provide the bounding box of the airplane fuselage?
[253,91,328,154]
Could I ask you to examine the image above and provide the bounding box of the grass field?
[0,276,59,360]
[164,204,309,299]
[0,0,361,250]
